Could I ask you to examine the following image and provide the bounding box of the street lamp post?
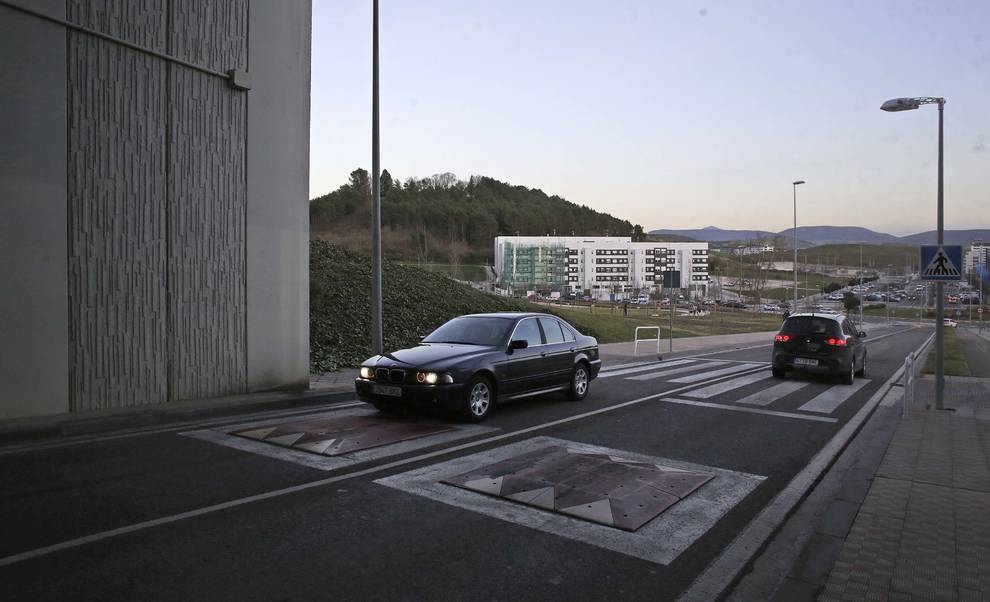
[369,0,383,355]
[792,181,805,310]
[881,96,946,408]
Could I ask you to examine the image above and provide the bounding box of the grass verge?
[922,328,971,376]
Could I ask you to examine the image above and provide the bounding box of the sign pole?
[934,100,945,409]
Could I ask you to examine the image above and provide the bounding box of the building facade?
[494,236,710,299]
[0,0,312,420]
[963,241,989,276]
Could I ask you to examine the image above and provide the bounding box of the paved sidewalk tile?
[819,380,990,601]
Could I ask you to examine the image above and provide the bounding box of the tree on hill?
[309,170,635,262]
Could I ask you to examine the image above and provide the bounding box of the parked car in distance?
[943,318,958,328]
[355,313,601,421]
[772,312,867,384]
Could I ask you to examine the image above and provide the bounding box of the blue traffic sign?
[920,245,963,281]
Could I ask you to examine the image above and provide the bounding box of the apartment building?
[494,236,710,299]
[963,241,989,276]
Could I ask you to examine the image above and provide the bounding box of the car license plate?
[372,384,402,397]
[794,358,818,367]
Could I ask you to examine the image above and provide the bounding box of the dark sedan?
[354,312,601,421]
[771,312,867,384]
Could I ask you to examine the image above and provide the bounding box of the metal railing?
[901,333,936,415]
[633,326,661,356]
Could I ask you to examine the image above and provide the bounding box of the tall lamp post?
[792,181,805,310]
[881,96,946,408]
[369,0,384,355]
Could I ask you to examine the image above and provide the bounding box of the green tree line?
[310,169,640,261]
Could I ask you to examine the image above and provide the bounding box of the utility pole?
[370,0,383,355]
[859,244,864,326]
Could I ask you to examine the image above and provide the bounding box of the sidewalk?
[818,377,990,601]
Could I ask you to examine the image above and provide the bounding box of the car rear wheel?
[462,375,494,422]
[839,361,855,385]
[855,352,867,377]
[771,367,786,379]
[567,363,590,401]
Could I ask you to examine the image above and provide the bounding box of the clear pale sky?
[310,0,990,235]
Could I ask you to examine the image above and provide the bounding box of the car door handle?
[569,348,575,352]
[541,352,547,357]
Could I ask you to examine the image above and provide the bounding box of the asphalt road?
[0,325,932,601]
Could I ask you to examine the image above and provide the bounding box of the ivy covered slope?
[310,240,534,372]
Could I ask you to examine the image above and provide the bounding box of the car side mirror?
[858,331,867,338]
[508,339,528,352]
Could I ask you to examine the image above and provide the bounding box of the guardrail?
[633,326,661,356]
[901,332,936,416]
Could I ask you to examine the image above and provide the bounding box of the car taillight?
[825,337,847,347]
[775,334,792,342]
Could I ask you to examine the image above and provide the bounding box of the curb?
[0,389,356,445]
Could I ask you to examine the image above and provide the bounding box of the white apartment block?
[494,236,710,299]
[963,240,989,275]
[731,244,775,256]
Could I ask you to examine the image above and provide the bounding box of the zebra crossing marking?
[668,363,761,384]
[599,359,699,379]
[797,379,870,413]
[626,361,727,381]
[661,398,838,423]
[683,372,771,399]
[734,381,809,406]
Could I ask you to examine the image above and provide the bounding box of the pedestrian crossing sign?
[920,245,963,281]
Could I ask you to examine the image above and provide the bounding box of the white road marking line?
[0,374,742,569]
[598,359,699,378]
[661,398,837,423]
[683,373,770,399]
[668,363,759,384]
[735,381,809,406]
[797,380,870,413]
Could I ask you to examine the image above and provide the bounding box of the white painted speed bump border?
[180,408,498,472]
[374,436,765,566]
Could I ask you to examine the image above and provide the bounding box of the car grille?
[375,368,405,383]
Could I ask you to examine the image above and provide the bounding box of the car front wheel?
[855,352,867,377]
[462,375,494,422]
[567,363,590,401]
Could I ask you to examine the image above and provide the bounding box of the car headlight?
[360,366,373,379]
[416,371,437,384]
[416,372,452,385]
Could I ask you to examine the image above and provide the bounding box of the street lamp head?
[881,98,921,112]
[793,180,805,186]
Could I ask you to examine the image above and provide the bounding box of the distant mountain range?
[648,225,990,247]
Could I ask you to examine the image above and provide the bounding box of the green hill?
[310,240,534,371]
[310,169,639,264]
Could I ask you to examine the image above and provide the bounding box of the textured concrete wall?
[66,0,252,410]
[66,0,170,410]
[1,0,309,420]
[166,0,249,401]
[246,0,311,391]
[0,0,69,420]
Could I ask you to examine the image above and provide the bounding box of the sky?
[310,0,990,236]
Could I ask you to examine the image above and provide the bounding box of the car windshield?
[781,317,842,337]
[422,317,514,346]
